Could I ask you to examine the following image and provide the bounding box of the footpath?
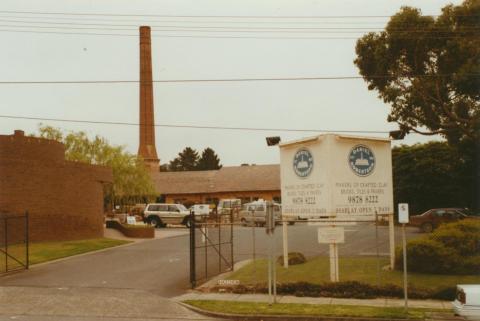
[173,292,460,321]
[173,291,450,309]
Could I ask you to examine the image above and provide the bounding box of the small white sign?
[318,227,345,244]
[398,203,409,223]
[126,216,136,225]
[308,221,356,226]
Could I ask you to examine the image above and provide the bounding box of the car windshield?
[177,204,187,211]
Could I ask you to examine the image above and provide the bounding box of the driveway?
[0,233,219,321]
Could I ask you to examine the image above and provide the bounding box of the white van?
[239,200,294,226]
[217,199,241,214]
[144,203,190,228]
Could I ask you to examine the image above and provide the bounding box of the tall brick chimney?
[138,26,160,171]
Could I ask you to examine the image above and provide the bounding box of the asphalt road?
[0,223,421,320]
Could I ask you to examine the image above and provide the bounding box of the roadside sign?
[280,134,393,220]
[398,203,409,223]
[126,216,136,225]
[318,227,345,244]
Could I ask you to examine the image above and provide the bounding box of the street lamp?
[389,129,408,140]
[266,136,281,146]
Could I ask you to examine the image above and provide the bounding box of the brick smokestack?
[138,26,160,171]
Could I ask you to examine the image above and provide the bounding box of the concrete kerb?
[179,301,418,321]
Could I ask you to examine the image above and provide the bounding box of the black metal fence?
[0,212,29,274]
[190,211,234,288]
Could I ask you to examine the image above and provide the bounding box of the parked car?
[239,200,295,226]
[143,203,190,228]
[452,284,480,320]
[409,208,478,233]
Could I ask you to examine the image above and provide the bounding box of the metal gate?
[0,212,29,274]
[189,212,234,288]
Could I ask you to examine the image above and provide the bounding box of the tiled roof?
[151,164,280,194]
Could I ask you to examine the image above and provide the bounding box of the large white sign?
[280,134,394,219]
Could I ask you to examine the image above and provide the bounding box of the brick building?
[0,130,112,241]
[152,164,280,204]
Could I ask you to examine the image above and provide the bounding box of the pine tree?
[197,147,222,170]
[169,147,199,171]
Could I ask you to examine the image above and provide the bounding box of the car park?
[452,284,480,320]
[409,208,479,233]
[143,203,190,228]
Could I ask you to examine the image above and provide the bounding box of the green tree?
[354,0,479,142]
[35,126,156,204]
[197,147,222,170]
[392,141,474,214]
[354,0,479,210]
[168,147,199,171]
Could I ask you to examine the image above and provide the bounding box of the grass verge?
[1,238,131,271]
[184,300,444,319]
[227,257,480,290]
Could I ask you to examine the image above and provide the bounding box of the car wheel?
[421,222,433,233]
[241,218,247,226]
[148,216,161,228]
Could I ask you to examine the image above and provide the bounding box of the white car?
[452,284,480,320]
[144,203,190,228]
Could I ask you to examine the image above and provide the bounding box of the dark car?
[409,208,478,233]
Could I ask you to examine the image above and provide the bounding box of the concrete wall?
[0,130,113,241]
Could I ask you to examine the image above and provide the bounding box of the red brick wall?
[0,130,113,242]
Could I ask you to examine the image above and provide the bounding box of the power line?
[0,19,480,32]
[0,10,443,19]
[1,19,478,32]
[0,14,395,25]
[0,74,477,85]
[3,24,478,35]
[0,28,474,40]
[0,114,391,134]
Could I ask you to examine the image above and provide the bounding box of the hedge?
[213,281,455,300]
[396,219,480,274]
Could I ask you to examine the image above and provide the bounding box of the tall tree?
[354,0,479,210]
[354,0,479,142]
[36,126,156,204]
[197,147,222,170]
[168,147,199,171]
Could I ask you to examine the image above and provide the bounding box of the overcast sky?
[0,0,460,166]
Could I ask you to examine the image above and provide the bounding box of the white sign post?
[398,203,409,314]
[318,226,344,282]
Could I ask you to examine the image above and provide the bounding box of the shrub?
[277,252,307,266]
[396,219,480,274]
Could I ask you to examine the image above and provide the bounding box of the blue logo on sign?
[293,148,313,178]
[349,145,375,177]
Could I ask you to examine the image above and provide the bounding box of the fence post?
[189,211,196,288]
[5,216,8,272]
[25,211,29,269]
